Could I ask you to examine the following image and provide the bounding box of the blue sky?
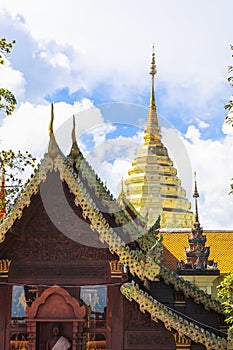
[0,0,232,229]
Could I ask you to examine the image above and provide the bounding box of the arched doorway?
[26,285,86,350]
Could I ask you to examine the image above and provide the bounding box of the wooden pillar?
[0,283,12,350]
[72,321,78,349]
[108,285,124,350]
[77,321,85,350]
[27,320,36,350]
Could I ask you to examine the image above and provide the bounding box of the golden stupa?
[123,49,194,228]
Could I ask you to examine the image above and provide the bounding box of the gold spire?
[70,115,80,159]
[123,50,194,228]
[193,172,200,224]
[48,103,59,159]
[144,45,161,144]
[149,43,156,107]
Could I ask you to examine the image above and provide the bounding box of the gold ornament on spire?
[48,103,54,136]
[48,103,59,159]
[150,44,157,76]
[149,44,156,107]
[70,115,80,159]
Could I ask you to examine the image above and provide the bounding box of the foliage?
[0,38,16,64]
[224,46,233,196]
[0,38,37,212]
[0,38,17,115]
[0,150,37,210]
[217,273,233,333]
[0,88,17,116]
[225,45,233,125]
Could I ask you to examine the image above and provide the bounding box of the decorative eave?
[121,282,227,350]
[158,261,223,313]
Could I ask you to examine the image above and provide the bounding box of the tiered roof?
[177,173,219,275]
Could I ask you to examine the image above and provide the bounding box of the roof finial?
[48,103,59,159]
[150,43,157,76]
[121,177,124,192]
[144,45,161,144]
[48,103,54,136]
[193,171,200,224]
[149,44,157,107]
[69,115,80,159]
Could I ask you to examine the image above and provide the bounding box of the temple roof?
[162,230,233,274]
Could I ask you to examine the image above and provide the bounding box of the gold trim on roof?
[54,153,161,281]
[158,261,224,314]
[121,282,227,350]
[109,260,122,278]
[48,103,60,159]
[0,258,11,277]
[70,115,80,159]
[72,154,147,240]
[0,155,53,243]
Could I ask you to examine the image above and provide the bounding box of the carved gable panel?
[124,330,176,349]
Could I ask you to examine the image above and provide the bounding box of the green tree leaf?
[0,38,17,115]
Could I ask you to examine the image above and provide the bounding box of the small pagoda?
[177,173,219,294]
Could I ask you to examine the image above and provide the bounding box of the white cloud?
[97,159,131,197]
[185,125,201,143]
[0,1,232,107]
[36,49,70,69]
[0,61,25,100]
[88,123,117,148]
[183,125,233,229]
[195,118,210,129]
[85,133,143,176]
[222,120,233,136]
